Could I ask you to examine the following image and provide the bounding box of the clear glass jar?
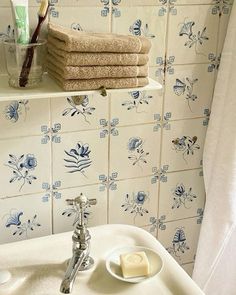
[3,39,47,89]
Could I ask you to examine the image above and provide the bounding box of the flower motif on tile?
[172,183,197,209]
[122,91,153,113]
[64,142,92,177]
[71,23,83,31]
[121,191,149,222]
[172,136,200,163]
[179,19,209,53]
[4,210,41,237]
[149,215,166,232]
[173,77,198,112]
[0,25,14,40]
[5,154,37,191]
[4,100,29,123]
[112,0,120,4]
[167,227,190,258]
[62,96,95,124]
[213,0,231,16]
[62,203,91,226]
[129,19,155,39]
[127,137,149,168]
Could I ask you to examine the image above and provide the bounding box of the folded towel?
[48,69,149,91]
[47,56,148,80]
[48,23,151,54]
[47,43,149,66]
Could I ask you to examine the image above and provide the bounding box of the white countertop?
[0,224,204,295]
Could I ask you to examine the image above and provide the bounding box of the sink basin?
[0,224,204,295]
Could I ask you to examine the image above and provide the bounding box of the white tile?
[159,169,205,221]
[0,193,51,244]
[110,124,161,180]
[0,136,51,197]
[158,217,201,264]
[164,64,214,120]
[167,5,219,64]
[112,6,167,66]
[51,94,109,133]
[49,6,110,32]
[0,99,50,139]
[52,130,108,189]
[53,184,107,234]
[109,176,158,227]
[161,118,207,172]
[110,90,163,126]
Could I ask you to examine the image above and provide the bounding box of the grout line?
[107,93,111,224]
[156,0,170,241]
[49,97,54,235]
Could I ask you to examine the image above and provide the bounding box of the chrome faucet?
[60,193,97,294]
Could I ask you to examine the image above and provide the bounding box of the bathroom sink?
[0,224,204,295]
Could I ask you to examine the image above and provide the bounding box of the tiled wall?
[0,0,232,276]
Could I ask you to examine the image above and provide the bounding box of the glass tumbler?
[3,39,47,88]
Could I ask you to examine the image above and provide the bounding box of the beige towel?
[48,69,149,91]
[47,43,149,66]
[47,55,148,80]
[48,23,151,54]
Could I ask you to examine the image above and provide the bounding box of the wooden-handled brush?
[19,0,49,87]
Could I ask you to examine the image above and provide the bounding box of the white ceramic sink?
[0,224,204,295]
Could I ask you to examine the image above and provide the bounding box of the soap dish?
[105,246,163,283]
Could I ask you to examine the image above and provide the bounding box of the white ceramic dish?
[105,246,163,283]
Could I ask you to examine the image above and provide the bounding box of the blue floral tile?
[159,169,205,221]
[49,6,110,33]
[110,90,162,126]
[0,99,50,139]
[0,136,51,198]
[112,6,167,66]
[157,217,201,264]
[161,118,207,172]
[167,5,219,64]
[52,129,108,189]
[51,94,109,133]
[110,124,161,179]
[109,176,158,230]
[164,64,214,120]
[0,193,51,244]
[52,184,107,234]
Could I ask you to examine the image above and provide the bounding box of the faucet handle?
[66,193,97,209]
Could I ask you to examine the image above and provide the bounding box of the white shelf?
[0,74,162,101]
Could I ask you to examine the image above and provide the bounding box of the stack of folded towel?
[47,23,151,91]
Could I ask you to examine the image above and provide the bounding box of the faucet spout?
[60,194,97,294]
[60,250,86,294]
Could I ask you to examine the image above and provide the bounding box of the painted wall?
[0,0,232,276]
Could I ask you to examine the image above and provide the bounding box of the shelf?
[0,74,162,101]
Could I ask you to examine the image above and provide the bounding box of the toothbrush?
[19,0,49,87]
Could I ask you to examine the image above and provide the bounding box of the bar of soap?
[120,251,150,278]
